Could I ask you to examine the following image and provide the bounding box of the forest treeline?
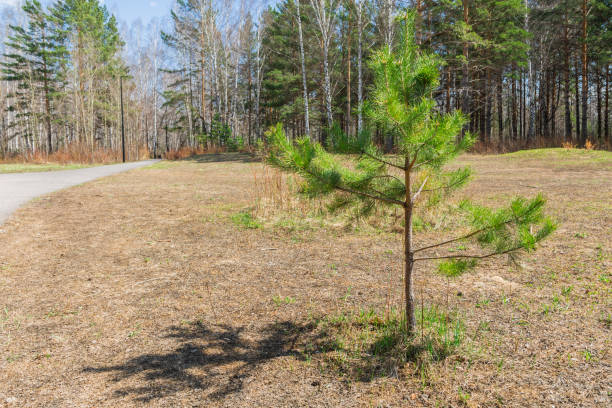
[0,0,610,160]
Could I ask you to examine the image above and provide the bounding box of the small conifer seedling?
[265,12,556,335]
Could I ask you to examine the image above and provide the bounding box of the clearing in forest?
[0,150,610,407]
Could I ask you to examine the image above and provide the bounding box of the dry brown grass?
[250,165,322,221]
[585,139,595,150]
[0,144,121,165]
[249,162,450,236]
[472,136,611,154]
[163,146,213,160]
[0,152,610,407]
[562,141,577,149]
[0,143,222,165]
[163,144,255,161]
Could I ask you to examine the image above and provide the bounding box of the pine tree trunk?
[486,69,492,143]
[461,0,470,137]
[186,93,193,147]
[581,0,588,145]
[165,125,169,153]
[523,72,527,140]
[563,13,572,141]
[356,0,363,135]
[446,67,451,114]
[525,0,536,141]
[404,157,415,334]
[551,68,558,140]
[596,67,601,142]
[519,71,524,140]
[480,73,486,140]
[498,70,503,144]
[512,66,518,141]
[538,69,544,138]
[544,69,550,138]
[575,56,581,142]
[606,64,609,144]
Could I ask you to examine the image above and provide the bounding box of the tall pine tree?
[2,0,67,153]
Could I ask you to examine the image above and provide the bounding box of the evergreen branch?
[412,157,437,169]
[370,186,402,203]
[421,176,468,193]
[408,154,418,170]
[302,168,405,207]
[413,217,517,253]
[414,195,549,254]
[332,183,406,207]
[367,174,404,184]
[360,149,406,171]
[413,246,523,262]
[410,139,433,162]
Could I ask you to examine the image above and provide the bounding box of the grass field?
[0,162,94,174]
[0,149,610,407]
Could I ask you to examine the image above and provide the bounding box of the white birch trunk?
[296,0,311,138]
[310,0,338,131]
[255,21,265,140]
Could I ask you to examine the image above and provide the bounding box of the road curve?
[0,160,160,225]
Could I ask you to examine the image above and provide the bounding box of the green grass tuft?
[310,306,465,381]
[231,212,262,229]
[272,295,296,306]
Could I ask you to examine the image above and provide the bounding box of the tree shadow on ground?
[186,153,260,164]
[83,321,316,403]
[84,317,457,402]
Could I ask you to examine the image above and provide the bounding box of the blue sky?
[102,0,175,24]
[0,0,175,24]
[0,0,279,26]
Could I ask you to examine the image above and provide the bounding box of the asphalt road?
[0,160,159,225]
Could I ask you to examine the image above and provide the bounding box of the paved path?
[0,160,159,225]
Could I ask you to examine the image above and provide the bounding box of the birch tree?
[254,17,266,140]
[296,0,311,138]
[310,0,338,132]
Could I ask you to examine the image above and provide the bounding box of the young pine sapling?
[265,12,556,335]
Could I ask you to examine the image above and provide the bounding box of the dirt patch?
[0,152,610,407]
